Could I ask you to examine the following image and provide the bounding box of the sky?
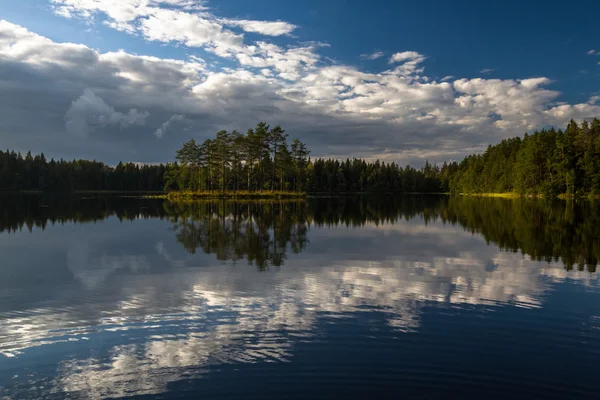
[1,0,599,165]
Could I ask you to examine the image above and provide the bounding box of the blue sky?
[0,0,599,164]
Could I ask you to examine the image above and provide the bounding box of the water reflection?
[3,195,599,271]
[440,197,600,271]
[165,201,310,268]
[1,195,600,399]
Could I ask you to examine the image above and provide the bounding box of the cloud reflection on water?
[0,203,599,398]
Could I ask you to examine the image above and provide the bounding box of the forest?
[164,122,450,194]
[1,118,599,196]
[448,118,600,196]
[0,151,165,192]
[0,122,451,195]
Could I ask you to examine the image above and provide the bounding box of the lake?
[1,195,599,399]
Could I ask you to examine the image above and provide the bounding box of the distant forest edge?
[1,118,599,197]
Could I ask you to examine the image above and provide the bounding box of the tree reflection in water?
[1,194,599,271]
[165,201,310,269]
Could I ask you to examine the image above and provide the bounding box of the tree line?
[165,122,310,193]
[448,118,600,196]
[1,118,599,196]
[0,122,452,194]
[0,150,165,192]
[165,122,453,194]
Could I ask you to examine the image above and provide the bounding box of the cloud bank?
[65,89,149,137]
[1,1,600,164]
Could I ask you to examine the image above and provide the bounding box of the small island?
[162,122,311,199]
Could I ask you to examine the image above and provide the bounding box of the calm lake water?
[1,195,600,399]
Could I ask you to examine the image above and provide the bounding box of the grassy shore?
[460,192,600,200]
[459,192,523,199]
[149,190,307,200]
[156,191,450,200]
[558,193,600,200]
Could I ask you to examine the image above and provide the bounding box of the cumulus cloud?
[389,51,423,63]
[385,51,427,77]
[2,10,600,164]
[50,0,294,58]
[220,19,297,36]
[50,0,152,23]
[65,89,149,137]
[586,49,600,56]
[138,8,244,56]
[235,41,322,80]
[154,114,185,138]
[360,51,385,60]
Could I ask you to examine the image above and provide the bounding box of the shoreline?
[459,192,523,199]
[3,190,600,200]
[459,192,600,200]
[159,191,452,200]
[159,191,307,200]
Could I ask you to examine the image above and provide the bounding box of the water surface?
[1,195,599,399]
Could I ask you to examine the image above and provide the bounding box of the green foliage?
[167,122,452,195]
[0,150,165,192]
[5,117,600,197]
[449,118,600,197]
[306,158,449,194]
[167,122,310,194]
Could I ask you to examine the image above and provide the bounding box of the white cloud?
[389,51,423,63]
[235,41,322,80]
[50,0,297,58]
[154,114,185,138]
[138,8,244,56]
[0,19,98,67]
[480,68,495,74]
[50,0,151,23]
[65,89,149,137]
[587,49,600,56]
[157,0,208,10]
[220,19,297,36]
[544,102,600,121]
[2,16,600,164]
[103,19,138,33]
[386,51,427,78]
[360,51,385,60]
